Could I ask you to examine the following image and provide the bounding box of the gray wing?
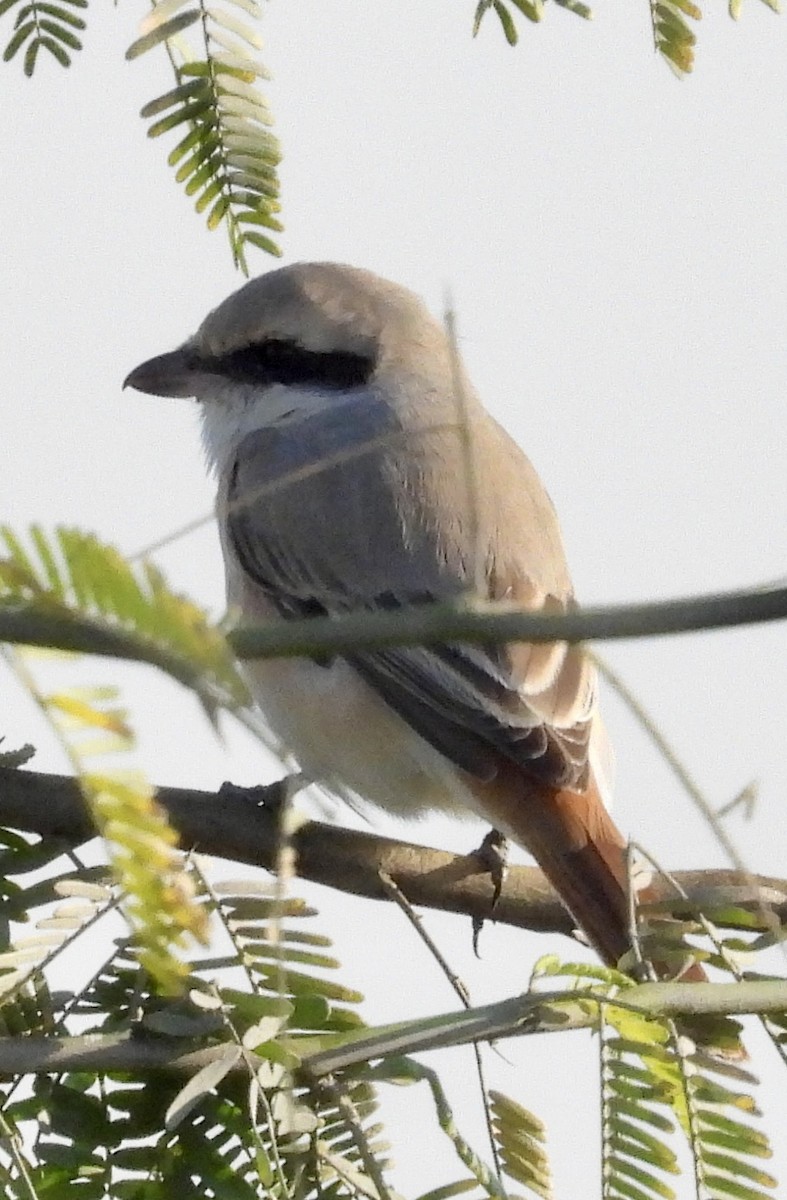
[226,400,596,788]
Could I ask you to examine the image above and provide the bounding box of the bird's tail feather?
[473,765,635,966]
[472,764,749,1057]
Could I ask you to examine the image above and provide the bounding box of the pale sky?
[2,1,786,1195]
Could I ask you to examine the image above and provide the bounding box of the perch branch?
[0,768,785,939]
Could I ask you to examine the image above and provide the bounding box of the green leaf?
[239,229,283,256]
[223,0,261,16]
[658,36,693,71]
[2,21,34,64]
[147,100,214,138]
[206,193,232,229]
[702,1152,776,1187]
[607,1119,679,1170]
[415,1182,480,1200]
[38,37,71,67]
[552,0,592,16]
[610,1156,677,1198]
[492,0,518,42]
[139,0,195,23]
[181,56,259,81]
[36,19,82,49]
[174,135,219,183]
[125,8,200,60]
[662,0,702,18]
[184,156,220,196]
[655,5,697,42]
[194,175,224,213]
[702,1177,775,1200]
[21,35,37,73]
[237,209,283,230]
[139,79,207,118]
[165,1045,244,1129]
[205,5,263,48]
[15,0,85,25]
[509,0,544,20]
[167,122,211,166]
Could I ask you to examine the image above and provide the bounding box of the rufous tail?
[470,763,750,1055]
[471,762,705,979]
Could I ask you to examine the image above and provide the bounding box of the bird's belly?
[242,655,478,822]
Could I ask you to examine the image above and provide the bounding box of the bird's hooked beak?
[123,347,200,398]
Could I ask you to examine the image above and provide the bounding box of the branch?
[301,978,787,1076]
[0,1032,234,1076]
[1,583,785,669]
[0,604,212,687]
[229,584,787,659]
[1,768,785,938]
[4,976,787,1078]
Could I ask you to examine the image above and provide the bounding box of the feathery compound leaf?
[0,525,249,712]
[601,998,777,1200]
[529,958,778,1200]
[682,1056,777,1200]
[10,667,206,995]
[0,526,233,992]
[601,1010,680,1200]
[366,1056,506,1200]
[1,0,86,71]
[489,1090,553,1199]
[129,0,282,271]
[474,0,586,42]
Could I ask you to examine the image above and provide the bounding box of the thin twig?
[378,869,503,1181]
[377,870,471,1006]
[443,295,484,598]
[595,655,784,948]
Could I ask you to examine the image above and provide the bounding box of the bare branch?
[229,584,787,659]
[4,975,787,1079]
[1,583,785,670]
[1,767,785,939]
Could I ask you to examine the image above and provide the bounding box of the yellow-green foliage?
[0,525,253,992]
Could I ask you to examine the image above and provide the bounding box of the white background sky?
[2,1,786,1195]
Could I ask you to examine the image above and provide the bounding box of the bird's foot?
[471,829,509,955]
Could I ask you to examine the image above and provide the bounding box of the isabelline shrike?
[124,262,634,966]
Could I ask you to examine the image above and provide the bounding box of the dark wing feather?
[226,404,594,789]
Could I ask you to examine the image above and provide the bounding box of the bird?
[122,261,655,971]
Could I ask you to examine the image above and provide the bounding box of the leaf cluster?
[0,525,251,992]
[473,0,591,47]
[2,525,787,1197]
[0,0,85,75]
[0,525,249,713]
[532,957,777,1200]
[127,0,282,272]
[0,871,391,1199]
[473,0,780,74]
